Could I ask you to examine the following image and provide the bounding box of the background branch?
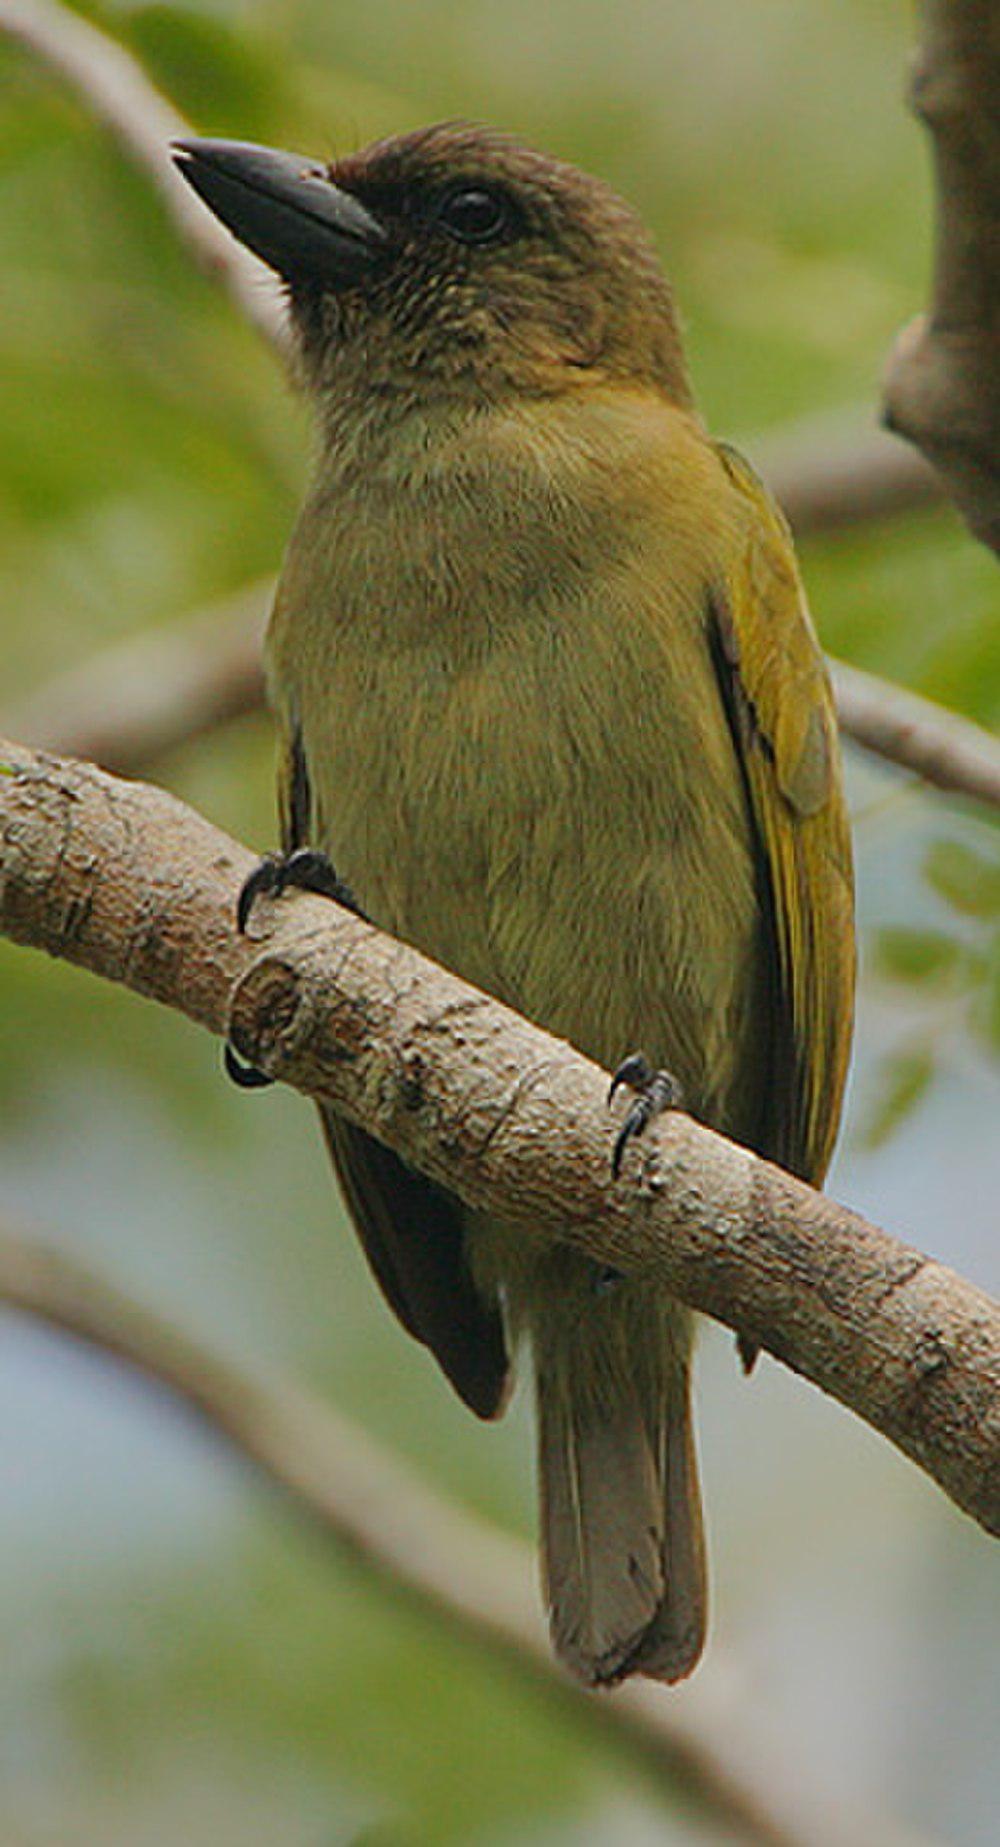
[0,1229,932,1847]
[1,737,997,1536]
[829,656,1000,808]
[755,411,942,535]
[882,0,1000,553]
[1,0,945,541]
[0,0,287,352]
[3,587,270,776]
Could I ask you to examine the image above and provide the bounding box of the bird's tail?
[532,1271,706,1686]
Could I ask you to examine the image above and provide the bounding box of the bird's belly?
[292,619,772,1146]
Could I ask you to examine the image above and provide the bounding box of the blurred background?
[1,1,998,1842]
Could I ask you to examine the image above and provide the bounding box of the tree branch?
[1,737,997,1535]
[0,1230,932,1847]
[882,1,1000,553]
[0,0,288,353]
[755,412,942,536]
[829,656,1000,808]
[3,587,270,776]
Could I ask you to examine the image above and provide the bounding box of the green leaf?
[865,1046,935,1148]
[873,925,962,985]
[971,930,1000,1052]
[924,839,1000,921]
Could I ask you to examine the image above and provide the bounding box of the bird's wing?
[710,442,855,1183]
[320,1112,509,1418]
[276,719,510,1420]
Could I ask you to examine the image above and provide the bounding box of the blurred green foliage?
[1,3,998,1844]
[866,833,1000,1145]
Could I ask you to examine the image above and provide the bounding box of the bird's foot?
[736,1333,760,1376]
[608,1053,685,1178]
[236,848,364,934]
[224,1042,277,1089]
[225,849,365,1091]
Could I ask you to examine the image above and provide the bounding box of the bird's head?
[173,123,692,421]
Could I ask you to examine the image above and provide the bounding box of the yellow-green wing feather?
[713,443,855,1183]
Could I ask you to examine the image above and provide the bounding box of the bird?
[173,123,855,1687]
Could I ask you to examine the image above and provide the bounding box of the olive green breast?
[267,387,774,1145]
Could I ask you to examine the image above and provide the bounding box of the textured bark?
[883,1,1000,553]
[2,738,998,1537]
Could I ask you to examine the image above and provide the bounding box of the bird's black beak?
[172,138,386,285]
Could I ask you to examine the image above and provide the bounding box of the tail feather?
[534,1283,706,1687]
[627,1376,707,1681]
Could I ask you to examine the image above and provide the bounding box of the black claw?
[608,1053,685,1178]
[223,1042,275,1089]
[280,848,365,914]
[236,855,284,934]
[236,848,365,935]
[736,1333,760,1375]
[611,1106,644,1180]
[228,849,363,1094]
[608,1052,653,1108]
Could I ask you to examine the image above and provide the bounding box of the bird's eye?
[436,185,514,246]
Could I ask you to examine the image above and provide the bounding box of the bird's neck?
[309,380,707,514]
[273,383,713,666]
